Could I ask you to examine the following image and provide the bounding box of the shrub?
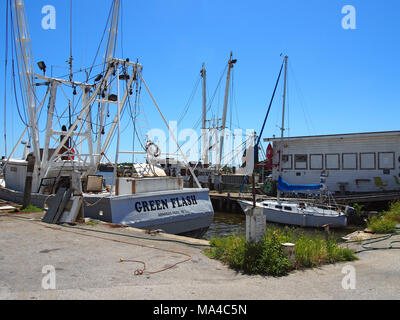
[366,201,400,233]
[204,229,357,276]
[367,215,397,234]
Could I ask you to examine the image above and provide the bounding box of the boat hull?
[83,188,214,237]
[0,186,214,237]
[238,200,347,228]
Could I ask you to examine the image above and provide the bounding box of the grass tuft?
[367,201,400,234]
[19,204,43,213]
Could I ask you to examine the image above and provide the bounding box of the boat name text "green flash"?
[134,195,198,213]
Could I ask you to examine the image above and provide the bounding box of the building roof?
[263,130,400,143]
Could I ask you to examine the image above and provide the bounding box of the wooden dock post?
[21,153,35,210]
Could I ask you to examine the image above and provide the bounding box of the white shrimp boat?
[0,0,213,238]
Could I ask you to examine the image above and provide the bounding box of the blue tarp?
[278,176,322,192]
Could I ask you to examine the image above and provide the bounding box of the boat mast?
[277,55,288,203]
[12,0,41,169]
[218,52,236,170]
[201,63,209,165]
[96,0,120,164]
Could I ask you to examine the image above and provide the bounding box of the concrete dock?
[0,211,399,300]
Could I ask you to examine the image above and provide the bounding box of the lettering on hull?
[134,195,198,213]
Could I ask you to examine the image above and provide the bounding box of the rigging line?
[288,60,314,135]
[11,59,29,127]
[88,1,113,78]
[239,59,284,193]
[177,75,201,125]
[138,71,201,187]
[3,0,9,156]
[123,65,146,151]
[255,60,284,149]
[165,74,202,150]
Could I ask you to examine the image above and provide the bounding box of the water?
[203,212,246,240]
[203,211,358,241]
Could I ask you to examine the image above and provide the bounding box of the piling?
[245,206,266,242]
[21,153,35,210]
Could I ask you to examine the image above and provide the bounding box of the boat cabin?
[264,130,400,194]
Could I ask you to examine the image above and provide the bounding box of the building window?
[294,154,307,170]
[326,153,340,170]
[342,153,357,170]
[360,152,376,170]
[310,154,323,170]
[281,154,292,169]
[378,152,395,170]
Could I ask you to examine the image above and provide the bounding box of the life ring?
[58,146,75,160]
[145,142,161,158]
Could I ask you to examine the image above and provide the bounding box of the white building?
[264,131,400,194]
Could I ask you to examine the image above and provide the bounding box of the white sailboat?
[238,56,352,228]
[0,0,214,237]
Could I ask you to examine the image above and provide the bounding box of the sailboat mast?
[277,55,288,202]
[201,63,209,164]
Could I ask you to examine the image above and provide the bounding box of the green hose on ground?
[353,227,400,254]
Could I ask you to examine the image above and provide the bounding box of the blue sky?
[1,0,399,162]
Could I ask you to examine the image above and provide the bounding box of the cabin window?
[326,153,340,170]
[275,205,283,209]
[284,206,292,211]
[310,154,323,170]
[378,152,395,170]
[294,154,307,169]
[342,153,357,170]
[360,152,376,170]
[281,154,293,169]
